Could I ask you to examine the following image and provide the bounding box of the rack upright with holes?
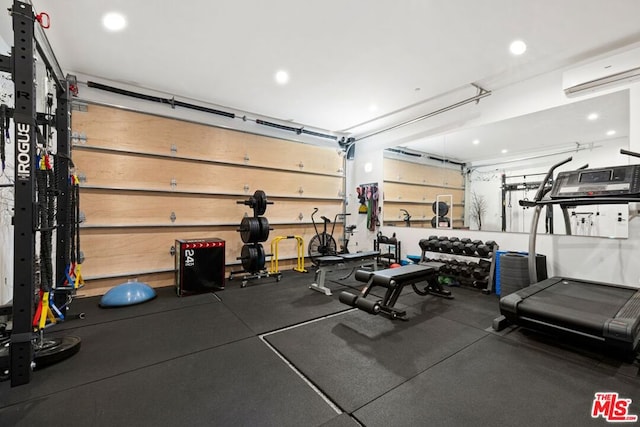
[5,0,78,386]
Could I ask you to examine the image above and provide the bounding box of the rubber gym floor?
[0,269,639,427]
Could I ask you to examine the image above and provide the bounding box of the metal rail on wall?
[353,84,492,143]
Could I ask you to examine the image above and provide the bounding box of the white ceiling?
[401,89,630,164]
[0,0,632,138]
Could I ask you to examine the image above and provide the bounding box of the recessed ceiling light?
[472,139,480,145]
[606,130,616,136]
[102,12,127,32]
[501,149,508,154]
[275,70,290,85]
[587,113,599,121]
[509,40,527,56]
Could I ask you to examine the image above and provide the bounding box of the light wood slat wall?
[72,104,344,293]
[73,104,343,175]
[383,158,464,187]
[382,157,465,228]
[73,149,342,198]
[80,190,341,226]
[80,225,322,279]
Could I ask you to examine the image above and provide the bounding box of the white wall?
[0,33,13,305]
[350,70,640,289]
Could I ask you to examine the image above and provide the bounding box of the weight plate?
[253,190,268,216]
[258,217,270,242]
[240,217,260,243]
[432,201,450,216]
[241,244,256,271]
[255,243,266,271]
[33,336,82,370]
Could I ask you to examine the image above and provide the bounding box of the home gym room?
[1,1,640,426]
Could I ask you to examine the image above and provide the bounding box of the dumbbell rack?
[228,190,282,287]
[374,233,401,267]
[419,236,499,295]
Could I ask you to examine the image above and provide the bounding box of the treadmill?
[494,149,640,358]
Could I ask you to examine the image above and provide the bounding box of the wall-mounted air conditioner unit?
[562,46,640,97]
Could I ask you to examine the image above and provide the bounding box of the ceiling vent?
[563,47,640,97]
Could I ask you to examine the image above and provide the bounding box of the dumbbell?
[427,239,440,252]
[439,240,453,253]
[428,235,438,241]
[451,241,464,254]
[479,259,492,272]
[473,279,488,289]
[476,244,492,257]
[463,242,477,255]
[476,239,497,257]
[449,237,460,243]
[459,263,472,278]
[440,263,451,275]
[460,238,472,244]
[418,239,430,251]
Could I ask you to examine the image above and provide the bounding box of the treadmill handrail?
[533,157,572,201]
[620,148,640,159]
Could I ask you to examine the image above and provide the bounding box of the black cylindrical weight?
[449,237,460,243]
[472,239,483,246]
[419,239,430,251]
[428,235,438,241]
[460,238,472,244]
[485,240,497,248]
[438,236,449,241]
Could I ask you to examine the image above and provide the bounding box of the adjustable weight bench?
[339,262,453,320]
[309,250,379,296]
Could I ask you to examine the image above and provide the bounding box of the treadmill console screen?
[579,170,612,183]
[550,164,640,198]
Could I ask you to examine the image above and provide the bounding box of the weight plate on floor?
[34,336,82,370]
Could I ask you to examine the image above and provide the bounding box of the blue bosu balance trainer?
[99,280,157,308]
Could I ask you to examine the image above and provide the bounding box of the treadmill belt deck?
[500,277,640,354]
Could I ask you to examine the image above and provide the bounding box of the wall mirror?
[382,89,630,238]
